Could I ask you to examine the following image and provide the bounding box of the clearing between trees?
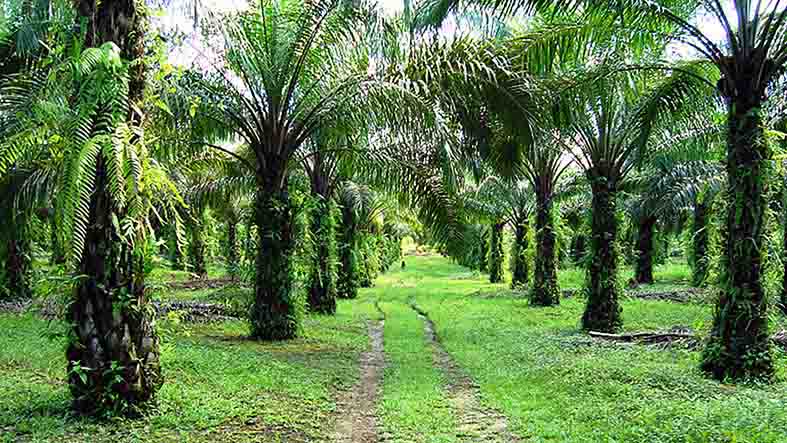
[1,254,786,442]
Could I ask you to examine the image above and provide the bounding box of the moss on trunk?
[701,94,774,381]
[511,221,529,289]
[308,197,337,314]
[635,216,656,285]
[67,158,161,415]
[690,200,711,287]
[532,188,559,306]
[67,0,161,415]
[250,187,299,340]
[226,217,239,280]
[581,177,622,332]
[478,228,488,273]
[187,210,207,279]
[488,222,504,284]
[337,203,359,299]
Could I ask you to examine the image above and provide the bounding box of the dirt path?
[332,319,385,443]
[414,305,520,443]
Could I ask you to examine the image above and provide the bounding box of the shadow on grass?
[195,332,360,370]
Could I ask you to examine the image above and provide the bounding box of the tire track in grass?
[411,302,521,443]
[332,301,385,443]
[377,300,457,442]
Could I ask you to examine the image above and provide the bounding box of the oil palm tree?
[0,0,171,413]
[483,131,572,302]
[0,169,35,300]
[768,76,787,314]
[0,0,70,298]
[177,0,444,339]
[0,42,183,414]
[625,111,725,285]
[465,176,534,286]
[555,64,713,332]
[300,135,345,313]
[417,15,658,304]
[299,132,380,311]
[217,195,246,280]
[335,181,379,299]
[643,0,787,382]
[438,0,787,383]
[0,72,42,300]
[185,192,209,278]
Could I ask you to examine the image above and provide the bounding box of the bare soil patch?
[413,304,521,443]
[587,327,787,351]
[332,319,385,443]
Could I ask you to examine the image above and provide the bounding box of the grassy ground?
[557,258,693,291]
[0,297,378,442]
[2,254,786,442]
[376,299,457,442]
[390,256,787,443]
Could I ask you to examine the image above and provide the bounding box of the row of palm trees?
[408,0,787,382]
[1,0,786,416]
[0,0,454,414]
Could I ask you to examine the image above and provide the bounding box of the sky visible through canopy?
[156,0,731,69]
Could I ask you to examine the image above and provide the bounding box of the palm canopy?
[430,0,787,87]
[463,175,535,225]
[0,42,183,267]
[551,59,717,181]
[169,0,436,185]
[629,104,726,216]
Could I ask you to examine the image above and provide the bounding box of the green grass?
[147,261,229,285]
[558,258,693,290]
[3,254,786,442]
[0,302,376,442]
[394,255,787,443]
[374,295,457,442]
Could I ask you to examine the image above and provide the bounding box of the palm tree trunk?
[690,200,710,287]
[308,197,337,314]
[187,211,207,279]
[478,228,488,272]
[226,216,239,280]
[635,215,656,285]
[581,179,622,332]
[570,232,586,265]
[488,222,504,283]
[781,215,787,315]
[511,221,529,289]
[7,239,30,299]
[701,94,774,381]
[2,219,31,300]
[67,0,161,414]
[533,188,559,305]
[337,204,359,299]
[250,185,298,340]
[67,158,161,414]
